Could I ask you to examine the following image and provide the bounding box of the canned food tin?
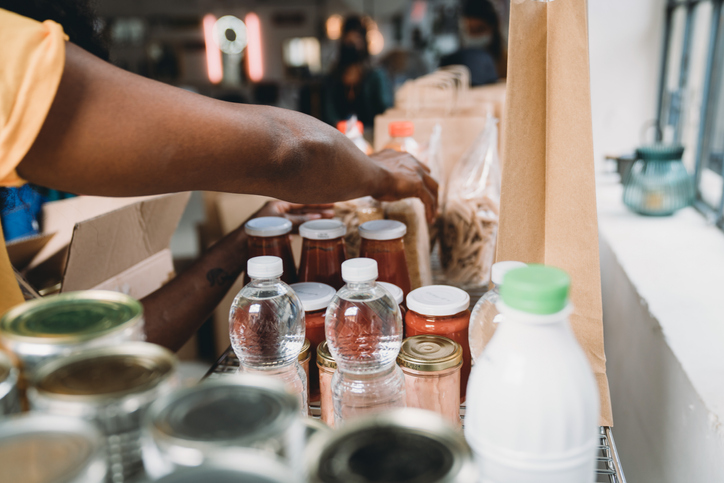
[0,291,145,372]
[306,408,478,483]
[0,413,107,483]
[152,455,295,483]
[0,350,20,416]
[143,375,303,480]
[28,342,177,483]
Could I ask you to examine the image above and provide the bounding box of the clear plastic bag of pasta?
[440,117,500,289]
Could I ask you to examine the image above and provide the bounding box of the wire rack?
[206,347,626,482]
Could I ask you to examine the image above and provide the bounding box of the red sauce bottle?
[405,285,471,401]
[245,217,297,285]
[358,220,412,298]
[298,219,347,290]
[290,282,336,404]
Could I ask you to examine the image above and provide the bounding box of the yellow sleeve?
[0,8,66,187]
[0,223,24,316]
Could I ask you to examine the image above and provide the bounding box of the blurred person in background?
[322,15,393,129]
[0,1,438,351]
[440,0,506,86]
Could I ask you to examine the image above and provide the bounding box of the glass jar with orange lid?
[244,217,297,285]
[298,220,347,290]
[405,285,471,400]
[383,121,419,157]
[358,220,412,297]
[290,282,336,407]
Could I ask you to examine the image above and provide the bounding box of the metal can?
[0,291,145,373]
[0,413,107,483]
[152,456,294,483]
[28,342,177,483]
[306,408,478,483]
[143,375,304,480]
[0,350,20,416]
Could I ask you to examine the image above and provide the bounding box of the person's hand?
[370,149,439,223]
[252,200,335,231]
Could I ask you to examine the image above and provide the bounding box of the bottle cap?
[397,335,462,372]
[247,256,284,279]
[290,283,336,312]
[378,282,404,305]
[500,265,570,315]
[316,341,337,369]
[491,261,527,285]
[389,121,414,138]
[359,220,406,241]
[337,120,364,135]
[406,285,470,317]
[244,217,292,237]
[299,219,346,240]
[341,258,378,282]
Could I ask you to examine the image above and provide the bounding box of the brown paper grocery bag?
[496,0,613,426]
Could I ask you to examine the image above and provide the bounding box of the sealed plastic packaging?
[359,220,412,297]
[316,341,337,427]
[298,219,347,290]
[245,217,297,284]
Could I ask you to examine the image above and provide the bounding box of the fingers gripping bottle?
[230,256,308,415]
[325,258,405,425]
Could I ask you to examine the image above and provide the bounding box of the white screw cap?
[378,282,404,305]
[299,219,346,240]
[245,217,292,237]
[341,258,378,283]
[247,256,284,279]
[359,219,406,241]
[491,261,527,285]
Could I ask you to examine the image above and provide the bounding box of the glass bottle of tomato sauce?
[298,219,347,290]
[405,285,471,401]
[358,220,412,298]
[290,282,336,406]
[244,217,297,285]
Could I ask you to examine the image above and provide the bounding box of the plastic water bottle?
[465,265,599,483]
[230,256,307,414]
[468,261,526,364]
[325,258,405,424]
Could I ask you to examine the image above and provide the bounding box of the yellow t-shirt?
[0,9,66,315]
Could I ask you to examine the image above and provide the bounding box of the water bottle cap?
[491,261,527,285]
[406,286,470,317]
[378,282,403,305]
[290,283,336,311]
[341,258,378,282]
[299,219,346,240]
[500,265,570,315]
[244,217,292,237]
[389,121,414,138]
[359,220,406,241]
[247,256,284,279]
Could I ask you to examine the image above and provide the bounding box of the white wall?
[588,0,666,170]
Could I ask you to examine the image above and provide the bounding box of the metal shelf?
[206,347,626,482]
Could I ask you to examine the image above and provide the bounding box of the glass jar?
[316,340,337,427]
[245,217,297,284]
[290,282,336,406]
[298,219,347,289]
[378,281,406,320]
[405,285,471,400]
[331,364,406,425]
[359,220,412,297]
[398,335,462,427]
[383,121,419,158]
[469,261,527,364]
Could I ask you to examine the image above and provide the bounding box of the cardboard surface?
[496,0,612,425]
[90,248,175,300]
[6,233,55,271]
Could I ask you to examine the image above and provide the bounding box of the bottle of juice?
[383,121,419,158]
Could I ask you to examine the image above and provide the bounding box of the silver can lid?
[153,456,293,483]
[307,408,477,483]
[0,414,107,483]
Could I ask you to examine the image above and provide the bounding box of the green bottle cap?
[500,265,570,315]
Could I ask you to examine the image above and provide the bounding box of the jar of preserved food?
[0,291,145,373]
[383,121,420,158]
[397,335,462,426]
[405,285,471,400]
[298,219,347,289]
[359,220,412,297]
[290,282,336,406]
[0,351,19,416]
[28,342,177,483]
[245,217,297,284]
[378,281,406,320]
[316,340,337,427]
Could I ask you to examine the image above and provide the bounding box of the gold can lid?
[316,341,337,369]
[298,338,311,361]
[397,335,462,372]
[34,342,175,400]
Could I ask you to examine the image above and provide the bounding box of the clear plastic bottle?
[229,256,307,414]
[325,258,405,424]
[468,261,527,364]
[337,118,373,155]
[383,121,419,158]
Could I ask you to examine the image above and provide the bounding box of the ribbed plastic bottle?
[465,265,599,483]
[229,256,307,414]
[324,258,405,424]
